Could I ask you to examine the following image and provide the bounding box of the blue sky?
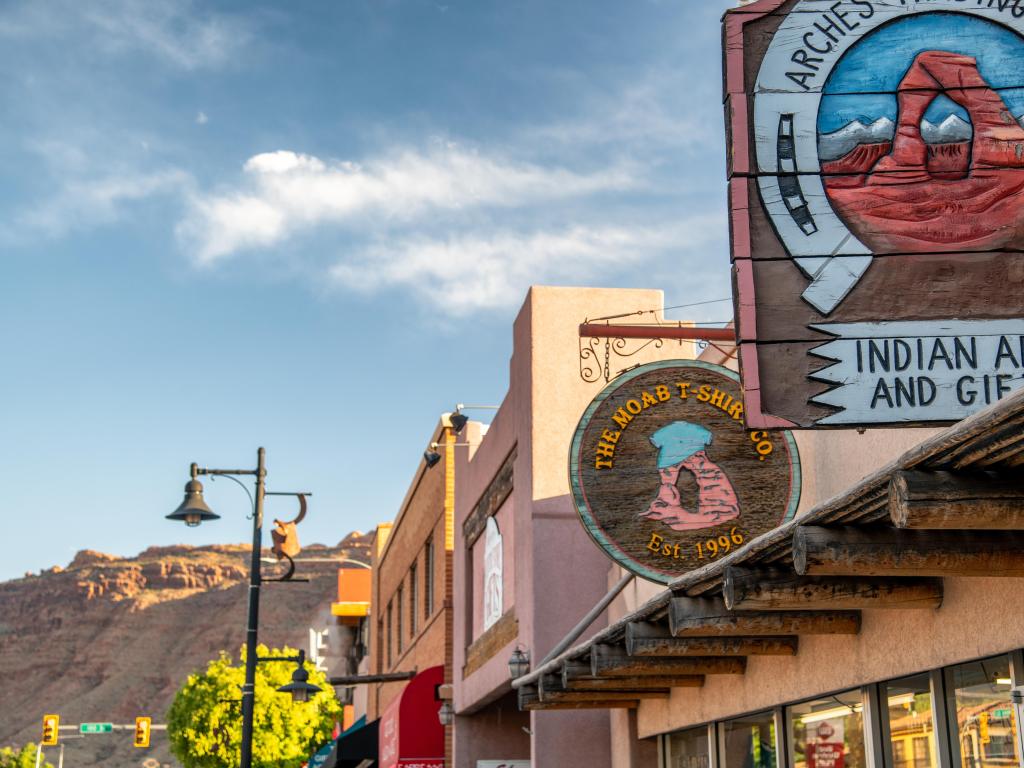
[819,12,1024,133]
[0,0,735,581]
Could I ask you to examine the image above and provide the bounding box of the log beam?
[669,596,860,637]
[518,685,539,710]
[524,699,638,711]
[889,470,1024,529]
[543,689,669,702]
[626,621,797,656]
[793,526,1024,577]
[565,674,705,691]
[540,672,667,701]
[723,567,943,611]
[590,644,746,677]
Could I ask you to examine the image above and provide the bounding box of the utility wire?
[586,297,732,324]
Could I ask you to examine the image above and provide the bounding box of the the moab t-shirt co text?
[570,361,801,584]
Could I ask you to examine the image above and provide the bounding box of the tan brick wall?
[368,423,454,724]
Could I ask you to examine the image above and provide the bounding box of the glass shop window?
[721,711,778,768]
[788,690,866,768]
[666,726,711,768]
[946,655,1019,768]
[884,673,937,768]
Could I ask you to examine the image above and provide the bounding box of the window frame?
[396,584,404,655]
[409,562,418,638]
[424,535,435,620]
[659,652,1024,768]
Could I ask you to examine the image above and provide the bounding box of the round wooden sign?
[570,360,801,584]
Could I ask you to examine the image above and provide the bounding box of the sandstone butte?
[0,533,372,768]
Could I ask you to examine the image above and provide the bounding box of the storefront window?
[947,655,1019,768]
[666,726,711,768]
[885,673,937,768]
[721,711,777,768]
[788,690,865,768]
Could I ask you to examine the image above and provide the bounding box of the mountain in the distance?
[820,112,1024,163]
[921,114,972,144]
[0,534,372,767]
[818,117,895,161]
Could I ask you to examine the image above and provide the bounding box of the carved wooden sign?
[725,0,1024,428]
[569,361,801,584]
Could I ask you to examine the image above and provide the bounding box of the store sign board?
[807,719,845,768]
[570,361,801,584]
[725,0,1024,428]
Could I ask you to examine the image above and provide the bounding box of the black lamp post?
[167,447,312,768]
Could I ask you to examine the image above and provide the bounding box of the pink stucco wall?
[452,286,689,768]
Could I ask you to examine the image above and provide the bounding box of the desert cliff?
[0,534,370,767]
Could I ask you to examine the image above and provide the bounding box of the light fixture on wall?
[508,647,530,679]
[450,412,470,433]
[423,440,480,471]
[449,403,500,434]
[438,701,454,727]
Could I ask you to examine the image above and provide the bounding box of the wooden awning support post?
[889,471,1024,529]
[668,597,861,637]
[793,526,1024,577]
[625,622,798,657]
[722,568,944,611]
[590,644,747,677]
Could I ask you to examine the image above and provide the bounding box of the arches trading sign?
[725,0,1024,428]
[569,361,801,584]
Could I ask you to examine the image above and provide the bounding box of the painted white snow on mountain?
[818,118,894,161]
[921,114,973,144]
[819,115,979,161]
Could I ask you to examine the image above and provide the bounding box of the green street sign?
[80,723,113,734]
[994,709,1011,719]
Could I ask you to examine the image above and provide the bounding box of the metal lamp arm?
[257,650,306,665]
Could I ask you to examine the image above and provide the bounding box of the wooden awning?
[514,388,1024,711]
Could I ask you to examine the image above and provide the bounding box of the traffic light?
[41,714,59,746]
[134,716,152,748]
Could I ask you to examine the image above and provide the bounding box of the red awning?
[378,665,445,768]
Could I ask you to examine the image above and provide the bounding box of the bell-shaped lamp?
[277,663,322,703]
[423,450,442,468]
[438,701,454,727]
[167,478,220,528]
[508,647,530,679]
[450,412,469,433]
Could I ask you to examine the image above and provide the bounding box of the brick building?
[367,417,456,766]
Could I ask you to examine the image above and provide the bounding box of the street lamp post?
[168,447,312,768]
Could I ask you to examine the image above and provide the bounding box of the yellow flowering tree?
[0,744,53,768]
[167,644,341,768]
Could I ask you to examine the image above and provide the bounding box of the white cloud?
[329,215,725,316]
[16,168,190,237]
[3,137,191,240]
[0,0,252,70]
[177,146,638,264]
[524,68,722,160]
[196,111,208,125]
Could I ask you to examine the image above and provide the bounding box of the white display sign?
[483,518,503,630]
[309,627,329,672]
[810,320,1024,424]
